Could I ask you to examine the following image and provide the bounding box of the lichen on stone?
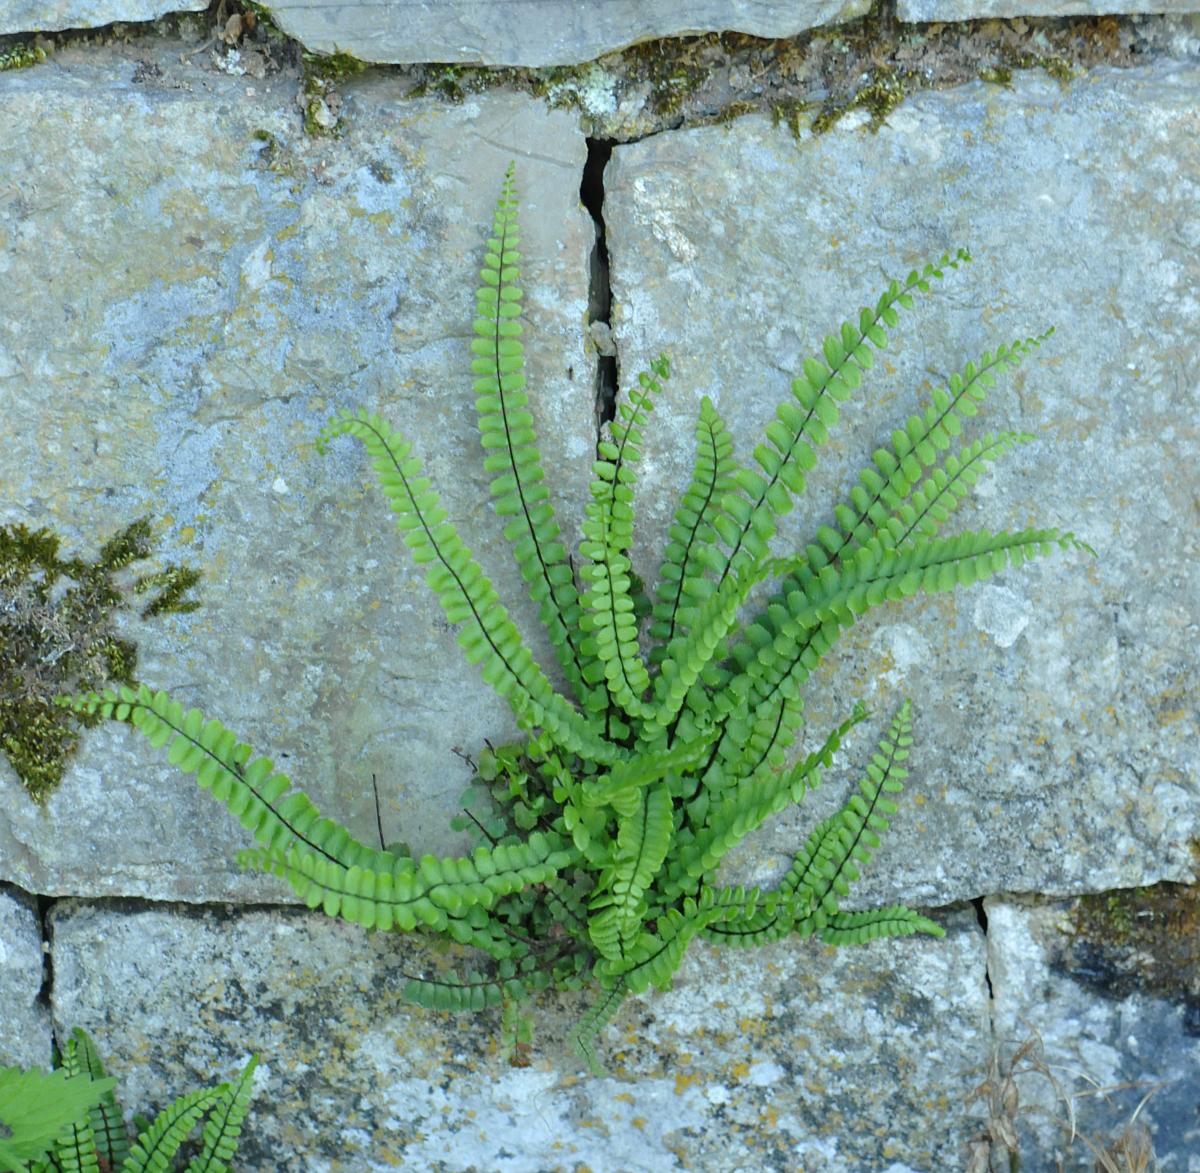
[0,518,200,802]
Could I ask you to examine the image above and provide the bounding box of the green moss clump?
[0,41,47,72]
[811,66,911,136]
[0,518,200,802]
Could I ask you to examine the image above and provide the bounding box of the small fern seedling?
[63,165,1090,1072]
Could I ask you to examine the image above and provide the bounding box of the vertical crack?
[34,893,59,1059]
[972,895,996,1005]
[579,138,618,430]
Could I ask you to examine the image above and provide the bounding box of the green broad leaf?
[0,1065,117,1170]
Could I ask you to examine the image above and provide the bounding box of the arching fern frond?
[783,701,922,935]
[710,251,972,589]
[472,164,594,712]
[317,409,624,766]
[402,968,525,1014]
[578,355,669,721]
[63,684,393,873]
[648,394,739,662]
[68,1029,130,1173]
[187,1054,258,1173]
[814,906,943,946]
[663,705,867,901]
[122,1086,227,1173]
[799,331,1051,572]
[572,983,629,1077]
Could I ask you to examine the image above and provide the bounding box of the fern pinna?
[63,164,1089,1071]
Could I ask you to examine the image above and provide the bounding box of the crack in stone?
[579,138,617,435]
[34,892,57,1057]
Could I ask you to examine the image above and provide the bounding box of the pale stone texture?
[261,0,870,67]
[49,900,985,1170]
[899,0,1200,19]
[0,1,206,35]
[983,896,1200,1169]
[604,62,1200,910]
[0,49,593,899]
[0,887,50,1071]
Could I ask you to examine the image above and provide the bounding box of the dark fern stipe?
[62,164,1090,1073]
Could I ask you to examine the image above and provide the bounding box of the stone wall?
[1,3,1197,1170]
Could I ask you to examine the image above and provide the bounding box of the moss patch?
[0,518,200,802]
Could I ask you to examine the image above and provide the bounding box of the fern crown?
[63,164,1088,1070]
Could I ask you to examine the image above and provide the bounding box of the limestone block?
[0,887,50,1071]
[49,899,986,1170]
[604,62,1200,909]
[983,894,1200,1168]
[260,0,870,67]
[0,1,206,36]
[0,46,593,899]
[898,0,1200,20]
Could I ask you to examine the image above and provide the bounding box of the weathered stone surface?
[0,1,205,35]
[898,0,1200,20]
[0,46,593,898]
[0,887,50,1070]
[50,899,986,1170]
[604,62,1200,909]
[261,0,870,68]
[983,894,1200,1168]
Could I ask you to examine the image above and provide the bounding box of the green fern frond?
[473,164,594,711]
[587,782,674,961]
[61,685,394,873]
[817,331,1051,566]
[663,705,868,900]
[402,969,523,1013]
[259,832,571,934]
[578,355,670,720]
[814,905,944,945]
[317,409,625,765]
[711,251,972,588]
[600,898,717,995]
[783,701,913,926]
[185,1054,257,1173]
[50,1033,99,1173]
[878,431,1035,549]
[120,1086,226,1173]
[648,395,739,662]
[582,731,715,812]
[68,1030,130,1172]
[572,983,628,1076]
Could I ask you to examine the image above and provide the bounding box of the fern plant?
[0,1027,257,1172]
[62,165,1089,1070]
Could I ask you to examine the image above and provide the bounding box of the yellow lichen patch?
[673,1071,701,1095]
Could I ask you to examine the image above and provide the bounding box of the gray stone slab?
[982,894,1200,1169]
[49,899,986,1170]
[898,0,1200,20]
[604,61,1200,910]
[0,1,206,35]
[261,0,870,68]
[0,47,592,898]
[0,887,51,1071]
